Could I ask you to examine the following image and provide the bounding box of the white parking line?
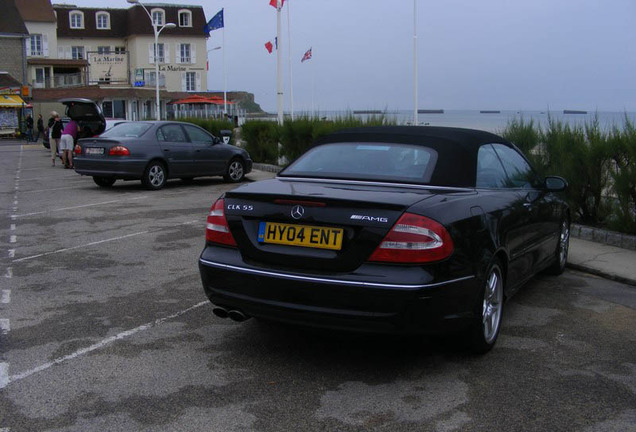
[4,301,208,389]
[8,250,15,258]
[21,186,88,194]
[0,319,9,334]
[12,231,149,263]
[4,268,12,279]
[9,236,16,243]
[0,363,8,389]
[13,196,149,218]
[1,290,10,304]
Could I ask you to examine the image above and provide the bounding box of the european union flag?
[204,9,224,35]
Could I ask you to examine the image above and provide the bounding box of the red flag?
[301,47,312,62]
[269,0,285,8]
[265,41,274,53]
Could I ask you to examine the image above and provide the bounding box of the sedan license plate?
[258,222,343,250]
[85,147,104,155]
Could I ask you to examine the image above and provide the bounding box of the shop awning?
[0,95,26,107]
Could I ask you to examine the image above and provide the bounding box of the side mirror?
[544,176,567,192]
[212,136,221,144]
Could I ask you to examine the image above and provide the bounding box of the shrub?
[607,118,636,234]
[241,121,279,165]
[180,117,235,144]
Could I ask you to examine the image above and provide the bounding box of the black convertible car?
[198,126,569,353]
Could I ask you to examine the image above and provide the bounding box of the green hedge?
[179,117,235,144]
[502,116,635,234]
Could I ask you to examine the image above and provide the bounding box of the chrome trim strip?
[199,258,475,289]
[276,176,474,193]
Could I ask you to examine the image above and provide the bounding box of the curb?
[571,224,636,251]
[566,262,636,287]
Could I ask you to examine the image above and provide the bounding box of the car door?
[492,144,559,273]
[183,124,227,175]
[156,124,193,176]
[476,144,533,284]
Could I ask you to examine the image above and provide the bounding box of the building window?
[70,11,84,29]
[147,71,165,87]
[151,9,164,26]
[114,46,126,54]
[179,44,191,63]
[97,46,110,54]
[185,72,196,91]
[96,12,110,29]
[29,34,43,56]
[72,46,85,60]
[178,10,192,27]
[151,43,165,63]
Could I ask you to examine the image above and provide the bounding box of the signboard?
[88,51,129,85]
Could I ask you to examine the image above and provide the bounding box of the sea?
[303,109,636,134]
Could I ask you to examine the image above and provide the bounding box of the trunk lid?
[60,98,106,137]
[222,178,441,271]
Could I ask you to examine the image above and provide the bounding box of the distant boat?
[418,109,444,114]
[563,110,587,114]
[480,110,500,114]
[353,110,383,114]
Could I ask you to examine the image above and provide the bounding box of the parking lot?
[1,142,635,432]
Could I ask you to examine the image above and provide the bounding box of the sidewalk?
[567,237,636,286]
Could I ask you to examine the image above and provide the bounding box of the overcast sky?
[59,0,636,113]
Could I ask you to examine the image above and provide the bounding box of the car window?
[280,142,438,184]
[491,143,540,189]
[476,144,508,188]
[183,124,214,143]
[100,122,151,138]
[157,124,187,142]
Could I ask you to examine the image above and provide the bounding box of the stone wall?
[0,38,26,84]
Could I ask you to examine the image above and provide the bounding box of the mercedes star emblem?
[291,205,305,220]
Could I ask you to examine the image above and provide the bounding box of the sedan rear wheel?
[223,158,245,183]
[93,176,116,188]
[142,161,167,190]
[467,260,504,354]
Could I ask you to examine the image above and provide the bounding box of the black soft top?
[312,126,512,187]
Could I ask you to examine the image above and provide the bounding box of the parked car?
[43,98,106,150]
[73,121,253,189]
[198,126,570,353]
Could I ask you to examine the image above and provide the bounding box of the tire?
[466,260,504,354]
[544,219,570,275]
[223,158,245,183]
[93,176,116,188]
[141,161,167,190]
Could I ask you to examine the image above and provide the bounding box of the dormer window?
[70,11,84,29]
[96,12,110,30]
[151,9,165,26]
[178,10,192,27]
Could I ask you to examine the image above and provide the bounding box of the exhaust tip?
[228,309,250,322]
[212,306,229,319]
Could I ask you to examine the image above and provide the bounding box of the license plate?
[258,222,343,250]
[85,147,104,155]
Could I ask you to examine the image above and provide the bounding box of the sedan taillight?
[368,213,453,263]
[206,198,237,246]
[74,144,81,155]
[109,146,130,156]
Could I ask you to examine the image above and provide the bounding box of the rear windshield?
[279,142,438,184]
[100,123,152,138]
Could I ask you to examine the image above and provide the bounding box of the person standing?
[25,114,34,142]
[34,114,44,142]
[49,113,63,167]
[59,118,78,168]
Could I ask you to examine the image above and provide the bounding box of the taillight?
[109,145,130,156]
[368,213,453,263]
[205,198,237,246]
[74,144,81,155]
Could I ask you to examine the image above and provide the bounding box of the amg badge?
[350,214,389,223]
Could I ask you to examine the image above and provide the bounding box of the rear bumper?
[73,157,146,179]
[198,245,480,334]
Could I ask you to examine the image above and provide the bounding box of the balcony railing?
[32,73,84,89]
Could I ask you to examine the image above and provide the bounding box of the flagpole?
[276,0,284,125]
[413,0,418,126]
[223,24,227,115]
[287,0,294,121]
[312,48,315,117]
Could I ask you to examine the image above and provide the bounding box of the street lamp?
[127,0,176,121]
